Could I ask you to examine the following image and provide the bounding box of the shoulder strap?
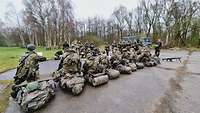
[20,52,34,65]
[15,52,33,75]
[57,53,70,70]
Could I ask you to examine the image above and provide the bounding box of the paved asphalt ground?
[2,50,200,113]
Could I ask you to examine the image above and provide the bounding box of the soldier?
[54,46,85,95]
[84,54,102,74]
[136,47,150,62]
[71,40,81,53]
[112,41,118,49]
[14,44,43,85]
[56,43,81,76]
[57,42,70,70]
[129,47,137,63]
[155,39,162,57]
[136,47,157,67]
[110,47,121,69]
[100,51,120,79]
[61,48,80,74]
[121,48,130,63]
[90,43,95,51]
[121,48,137,72]
[83,54,109,86]
[99,51,110,69]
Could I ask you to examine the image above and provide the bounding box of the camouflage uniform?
[83,54,109,86]
[62,49,80,74]
[110,49,121,69]
[129,48,137,63]
[84,54,103,74]
[105,43,110,56]
[99,52,110,69]
[57,49,80,74]
[136,47,156,67]
[100,51,120,79]
[12,80,55,112]
[14,44,41,85]
[54,48,85,95]
[120,49,135,73]
[121,49,130,64]
[111,42,117,49]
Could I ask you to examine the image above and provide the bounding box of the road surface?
[2,50,200,113]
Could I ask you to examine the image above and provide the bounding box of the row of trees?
[0,0,200,48]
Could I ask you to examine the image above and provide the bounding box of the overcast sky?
[0,0,139,22]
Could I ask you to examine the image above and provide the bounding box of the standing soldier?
[14,44,42,85]
[155,39,162,57]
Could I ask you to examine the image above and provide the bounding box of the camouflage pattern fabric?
[59,73,85,95]
[54,49,85,95]
[117,65,132,74]
[14,51,40,85]
[106,69,120,79]
[14,81,55,112]
[83,57,109,86]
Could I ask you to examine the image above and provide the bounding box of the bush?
[78,35,105,47]
[186,37,200,48]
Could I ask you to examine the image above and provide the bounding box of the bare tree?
[6,3,26,47]
[125,10,134,36]
[112,5,128,38]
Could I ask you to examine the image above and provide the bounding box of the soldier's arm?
[35,55,47,62]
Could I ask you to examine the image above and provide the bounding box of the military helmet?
[63,42,69,49]
[27,44,36,51]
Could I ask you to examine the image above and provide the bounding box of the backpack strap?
[15,52,35,75]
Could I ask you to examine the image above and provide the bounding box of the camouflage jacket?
[84,59,103,74]
[15,51,40,79]
[60,52,80,74]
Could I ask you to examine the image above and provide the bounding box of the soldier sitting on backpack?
[129,47,137,63]
[83,53,104,75]
[56,47,81,77]
[121,48,130,64]
[99,51,110,69]
[110,48,121,69]
[105,42,110,56]
[14,44,43,85]
[136,47,151,63]
[57,42,70,70]
[53,43,85,95]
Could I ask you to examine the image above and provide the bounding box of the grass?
[0,47,60,73]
